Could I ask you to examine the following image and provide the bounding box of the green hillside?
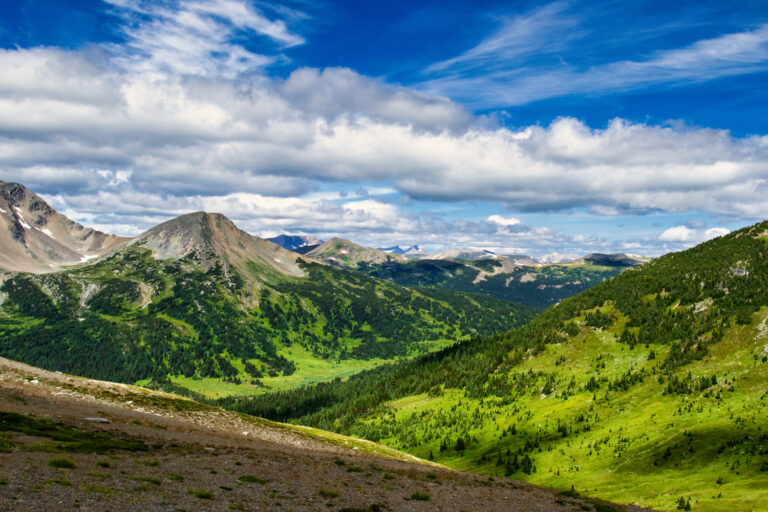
[0,245,534,398]
[226,221,768,511]
[357,258,626,308]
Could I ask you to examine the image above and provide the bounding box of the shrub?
[47,457,75,469]
[0,433,13,452]
[238,475,266,484]
[410,491,430,501]
[188,488,213,499]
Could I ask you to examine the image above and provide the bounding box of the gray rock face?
[126,211,307,279]
[0,181,127,273]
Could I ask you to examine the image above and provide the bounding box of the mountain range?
[0,184,654,512]
[269,232,648,267]
[277,234,646,309]
[2,180,761,511]
[378,244,426,257]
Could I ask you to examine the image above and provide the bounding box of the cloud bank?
[2,49,766,217]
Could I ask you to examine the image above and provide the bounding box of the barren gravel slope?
[0,358,653,511]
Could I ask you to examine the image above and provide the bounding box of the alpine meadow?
[1,1,767,511]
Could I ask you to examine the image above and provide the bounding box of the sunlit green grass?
[359,308,768,512]
[160,341,459,398]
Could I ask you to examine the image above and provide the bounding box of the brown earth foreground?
[0,358,655,511]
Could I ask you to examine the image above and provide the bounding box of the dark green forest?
[223,220,768,432]
[0,247,534,387]
[357,258,624,308]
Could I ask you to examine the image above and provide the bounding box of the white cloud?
[659,225,730,244]
[279,67,472,131]
[704,227,731,239]
[487,215,521,226]
[105,0,303,77]
[659,225,697,242]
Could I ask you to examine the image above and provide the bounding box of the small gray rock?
[84,417,110,423]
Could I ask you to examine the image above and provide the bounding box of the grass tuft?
[238,475,267,484]
[47,457,75,469]
[81,484,115,495]
[0,433,14,452]
[132,476,161,485]
[188,488,213,499]
[409,491,430,501]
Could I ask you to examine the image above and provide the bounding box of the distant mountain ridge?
[268,234,322,251]
[306,237,406,268]
[579,252,650,267]
[378,245,407,254]
[267,233,650,308]
[270,233,650,268]
[427,249,499,261]
[378,244,425,257]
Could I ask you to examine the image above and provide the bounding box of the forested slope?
[225,221,768,511]
[0,245,534,398]
[357,257,626,308]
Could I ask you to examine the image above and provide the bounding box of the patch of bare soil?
[0,358,654,511]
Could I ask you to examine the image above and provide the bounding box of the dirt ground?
[0,358,654,511]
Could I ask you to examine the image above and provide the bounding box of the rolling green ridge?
[225,221,768,511]
[0,245,534,398]
[356,258,626,308]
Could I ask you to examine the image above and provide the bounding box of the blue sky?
[1,0,767,257]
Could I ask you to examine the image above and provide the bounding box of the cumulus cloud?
[659,225,730,244]
[487,215,521,226]
[279,67,473,131]
[2,45,766,220]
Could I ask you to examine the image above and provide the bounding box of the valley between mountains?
[235,221,768,512]
[1,180,767,511]
[0,181,536,397]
